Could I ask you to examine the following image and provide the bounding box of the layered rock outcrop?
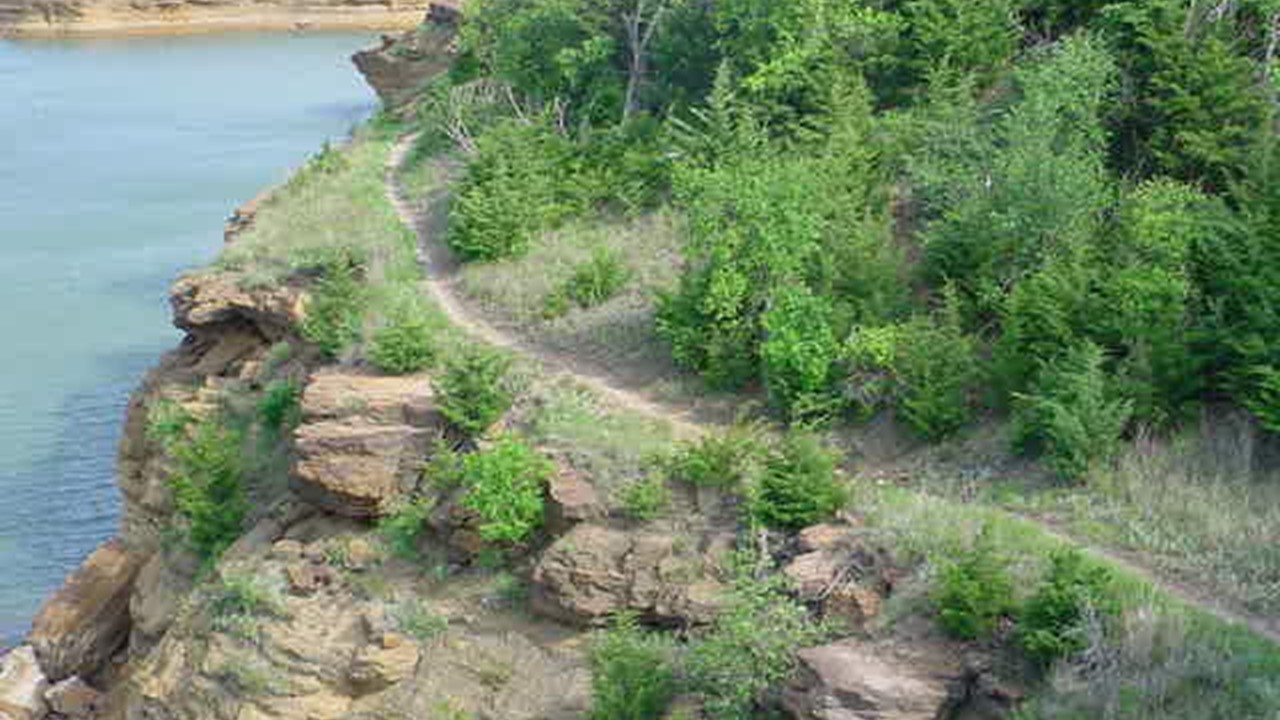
[27,538,141,683]
[351,6,457,108]
[0,0,432,37]
[290,368,443,517]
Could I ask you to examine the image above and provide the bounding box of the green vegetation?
[434,347,515,437]
[209,571,288,634]
[544,247,632,318]
[1019,549,1118,666]
[588,614,676,720]
[457,434,552,544]
[932,525,1016,640]
[616,474,670,521]
[376,499,433,560]
[257,379,300,432]
[369,315,436,374]
[149,406,248,562]
[393,599,449,642]
[685,569,830,720]
[748,431,846,531]
[665,423,763,490]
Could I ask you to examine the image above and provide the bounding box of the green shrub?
[434,347,515,437]
[842,294,980,440]
[686,570,828,720]
[300,259,366,358]
[257,380,300,431]
[891,300,981,441]
[589,613,676,720]
[165,416,249,561]
[760,286,840,422]
[748,431,846,531]
[554,248,632,314]
[931,526,1017,639]
[377,499,433,560]
[448,121,582,262]
[1012,342,1133,482]
[460,435,552,544]
[1020,549,1116,666]
[368,317,435,375]
[667,424,763,489]
[617,474,670,521]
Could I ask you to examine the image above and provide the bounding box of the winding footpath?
[384,135,1280,647]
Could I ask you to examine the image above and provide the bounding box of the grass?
[523,379,674,499]
[851,481,1280,720]
[897,419,1280,620]
[458,211,682,372]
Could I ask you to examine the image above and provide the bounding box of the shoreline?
[0,6,422,38]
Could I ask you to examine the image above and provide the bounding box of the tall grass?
[851,482,1280,720]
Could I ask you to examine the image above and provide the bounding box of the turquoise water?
[0,31,378,647]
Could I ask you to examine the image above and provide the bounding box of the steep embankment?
[0,0,444,36]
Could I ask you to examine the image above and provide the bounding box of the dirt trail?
[385,136,705,440]
[384,135,1280,647]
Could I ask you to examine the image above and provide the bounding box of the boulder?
[531,524,725,626]
[128,549,198,652]
[351,22,456,109]
[285,563,337,596]
[169,272,301,342]
[299,370,439,428]
[292,422,432,517]
[0,646,48,720]
[544,466,604,534]
[291,370,445,518]
[28,538,142,681]
[782,523,893,628]
[348,633,420,694]
[43,677,102,719]
[782,639,964,720]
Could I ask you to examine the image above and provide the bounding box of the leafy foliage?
[666,424,763,489]
[685,568,829,720]
[617,474,670,521]
[257,380,300,432]
[157,413,248,562]
[377,499,433,560]
[1012,342,1133,482]
[932,526,1017,639]
[589,613,676,720]
[369,315,436,375]
[434,347,515,437]
[748,431,845,531]
[1020,549,1117,666]
[300,258,366,358]
[459,435,552,544]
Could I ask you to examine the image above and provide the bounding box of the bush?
[667,424,763,489]
[686,570,828,720]
[257,380,300,431]
[368,316,435,375]
[394,599,449,642]
[932,526,1017,639]
[460,435,552,544]
[377,499,433,560]
[748,431,846,531]
[843,294,981,440]
[447,121,582,262]
[164,416,249,562]
[760,286,840,422]
[559,248,632,313]
[617,474,670,521]
[434,347,515,437]
[300,259,366,358]
[891,300,981,441]
[1020,549,1116,666]
[1012,342,1133,482]
[589,613,676,720]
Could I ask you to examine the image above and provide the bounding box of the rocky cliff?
[0,0,436,36]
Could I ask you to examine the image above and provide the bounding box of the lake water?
[0,31,378,648]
